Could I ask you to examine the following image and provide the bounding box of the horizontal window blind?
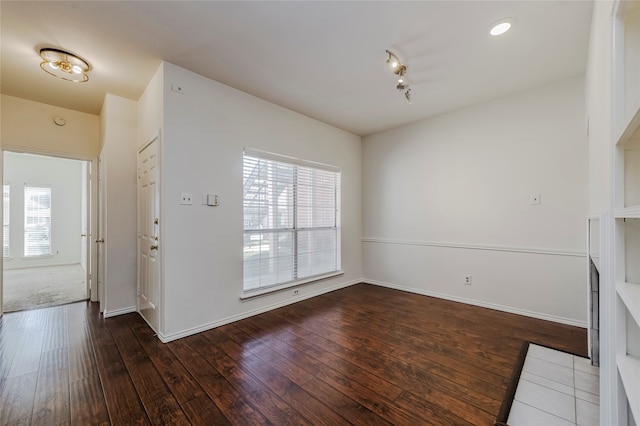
[24,185,51,257]
[243,151,340,292]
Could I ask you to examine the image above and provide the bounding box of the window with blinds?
[3,184,9,258]
[24,186,52,257]
[243,150,341,292]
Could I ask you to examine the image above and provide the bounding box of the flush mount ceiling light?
[39,48,90,82]
[386,50,412,104]
[489,18,514,36]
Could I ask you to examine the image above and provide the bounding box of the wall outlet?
[464,275,472,285]
[180,192,193,205]
[293,289,300,296]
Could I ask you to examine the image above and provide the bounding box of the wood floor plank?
[31,348,70,426]
[143,394,190,426]
[67,303,110,425]
[41,306,69,352]
[235,351,351,426]
[69,376,111,425]
[194,332,313,425]
[180,394,231,426]
[0,372,38,425]
[127,316,205,405]
[107,316,170,404]
[86,305,149,424]
[298,377,392,426]
[5,326,45,379]
[168,337,271,425]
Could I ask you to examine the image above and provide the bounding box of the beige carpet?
[3,264,87,312]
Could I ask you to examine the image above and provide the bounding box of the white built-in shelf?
[617,353,640,424]
[618,281,640,328]
[609,1,640,423]
[615,207,640,218]
[617,104,640,145]
[614,1,640,142]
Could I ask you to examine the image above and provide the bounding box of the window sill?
[239,270,344,300]
[23,255,54,260]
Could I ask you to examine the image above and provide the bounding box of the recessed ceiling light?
[489,19,513,36]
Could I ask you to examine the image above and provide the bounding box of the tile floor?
[507,344,600,426]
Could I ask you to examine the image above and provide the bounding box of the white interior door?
[88,159,98,302]
[138,137,159,318]
[97,155,106,312]
[80,161,91,299]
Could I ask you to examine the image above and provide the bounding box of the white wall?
[99,94,138,316]
[587,2,613,216]
[1,95,99,158]
[3,152,82,269]
[363,76,588,326]
[149,62,362,341]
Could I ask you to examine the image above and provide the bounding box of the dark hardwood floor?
[0,283,587,425]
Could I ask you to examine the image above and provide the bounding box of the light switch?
[206,194,219,206]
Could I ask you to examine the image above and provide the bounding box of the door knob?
[150,245,158,251]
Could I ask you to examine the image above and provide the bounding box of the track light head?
[405,88,412,104]
[386,50,400,70]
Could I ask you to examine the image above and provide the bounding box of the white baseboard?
[128,276,587,343]
[363,279,588,329]
[157,279,361,343]
[103,305,137,318]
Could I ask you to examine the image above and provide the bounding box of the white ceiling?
[1,1,593,136]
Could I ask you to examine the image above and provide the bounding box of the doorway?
[2,151,94,312]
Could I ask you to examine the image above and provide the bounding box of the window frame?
[242,149,342,298]
[24,184,52,258]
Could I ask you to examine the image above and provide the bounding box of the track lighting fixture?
[385,50,412,104]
